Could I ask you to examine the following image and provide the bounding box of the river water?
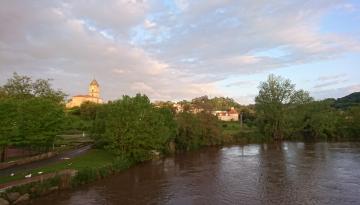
[31,142,360,205]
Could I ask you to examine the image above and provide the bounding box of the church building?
[66,79,103,108]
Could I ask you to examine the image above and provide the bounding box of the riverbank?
[30,142,360,205]
[0,149,131,204]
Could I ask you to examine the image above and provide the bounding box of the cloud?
[312,84,360,100]
[0,0,359,103]
[317,74,347,81]
[226,80,255,87]
[66,0,149,36]
[313,79,348,89]
[144,19,156,29]
[138,0,360,76]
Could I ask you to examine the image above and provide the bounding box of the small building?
[66,79,103,108]
[213,107,239,121]
[173,103,184,113]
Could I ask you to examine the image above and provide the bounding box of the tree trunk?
[0,146,7,162]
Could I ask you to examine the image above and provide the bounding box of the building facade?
[66,79,103,108]
[212,107,239,121]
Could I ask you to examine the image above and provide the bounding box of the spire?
[90,79,99,86]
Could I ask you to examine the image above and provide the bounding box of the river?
[31,142,360,205]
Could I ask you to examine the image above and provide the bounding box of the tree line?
[255,74,360,141]
[0,73,359,163]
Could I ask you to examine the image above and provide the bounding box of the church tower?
[89,79,100,98]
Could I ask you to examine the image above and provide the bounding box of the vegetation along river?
[31,142,360,205]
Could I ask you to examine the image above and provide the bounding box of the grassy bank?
[0,149,114,184]
[220,121,269,144]
[0,149,135,204]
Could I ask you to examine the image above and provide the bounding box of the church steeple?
[89,79,100,98]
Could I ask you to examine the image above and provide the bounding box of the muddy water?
[31,142,360,205]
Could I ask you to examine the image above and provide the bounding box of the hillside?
[334,92,360,109]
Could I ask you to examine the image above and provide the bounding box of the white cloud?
[0,0,358,103]
[317,74,347,81]
[144,19,156,29]
[312,84,360,100]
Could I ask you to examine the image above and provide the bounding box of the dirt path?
[0,145,92,177]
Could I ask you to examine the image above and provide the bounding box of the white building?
[212,107,239,121]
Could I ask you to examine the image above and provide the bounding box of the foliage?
[239,106,256,126]
[255,74,313,140]
[0,98,19,161]
[175,112,221,150]
[0,73,67,161]
[255,74,360,141]
[92,94,176,162]
[284,100,340,140]
[1,72,66,103]
[175,112,202,150]
[16,98,65,150]
[80,102,99,121]
[190,95,241,111]
[333,92,360,109]
[338,105,360,139]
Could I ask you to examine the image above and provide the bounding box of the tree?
[175,112,202,150]
[209,97,240,110]
[197,112,222,145]
[16,98,65,151]
[284,100,338,140]
[255,74,312,140]
[1,72,66,103]
[93,94,176,162]
[80,101,99,121]
[0,73,67,157]
[175,112,221,150]
[0,99,19,162]
[339,105,360,139]
[191,95,213,111]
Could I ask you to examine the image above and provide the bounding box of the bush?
[71,168,98,186]
[92,94,176,162]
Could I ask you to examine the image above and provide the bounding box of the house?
[212,107,239,121]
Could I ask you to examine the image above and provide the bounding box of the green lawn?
[0,149,115,184]
[55,134,94,150]
[220,121,243,135]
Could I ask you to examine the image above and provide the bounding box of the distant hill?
[333,92,360,109]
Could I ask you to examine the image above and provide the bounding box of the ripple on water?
[31,142,360,205]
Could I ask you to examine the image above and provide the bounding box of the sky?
[0,0,359,104]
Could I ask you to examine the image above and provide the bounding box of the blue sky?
[0,0,359,104]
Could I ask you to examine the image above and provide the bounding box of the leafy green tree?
[93,94,176,162]
[17,98,65,151]
[284,100,339,140]
[1,72,66,103]
[339,105,360,139]
[80,101,99,121]
[175,112,221,150]
[197,112,222,145]
[255,74,312,140]
[209,97,240,110]
[191,95,213,111]
[0,73,67,156]
[0,99,19,162]
[175,112,202,150]
[2,73,33,99]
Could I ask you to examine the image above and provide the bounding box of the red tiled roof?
[228,109,238,114]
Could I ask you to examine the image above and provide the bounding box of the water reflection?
[31,142,360,205]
